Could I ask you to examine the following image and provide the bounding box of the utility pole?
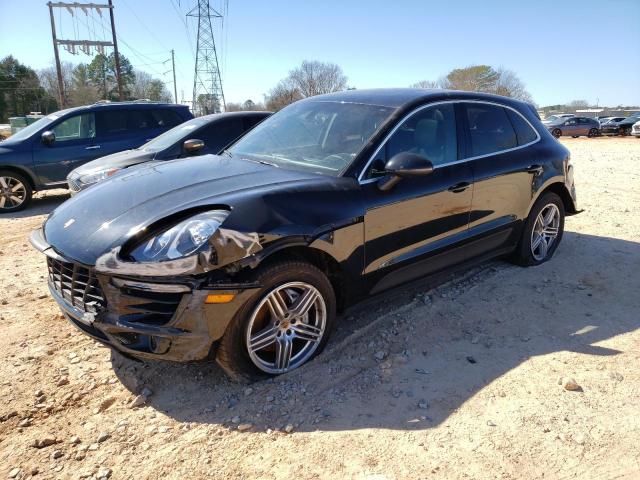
[47,2,65,108]
[107,0,124,101]
[187,1,225,115]
[171,50,178,104]
[47,2,122,103]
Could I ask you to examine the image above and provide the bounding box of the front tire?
[588,128,598,138]
[0,170,32,213]
[216,259,336,382]
[552,129,562,138]
[511,192,565,267]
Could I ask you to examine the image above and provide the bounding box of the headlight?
[78,168,120,186]
[128,210,230,262]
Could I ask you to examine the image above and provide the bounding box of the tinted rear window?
[506,109,538,145]
[97,110,128,136]
[150,109,184,128]
[465,103,517,157]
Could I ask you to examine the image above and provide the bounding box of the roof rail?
[92,99,173,105]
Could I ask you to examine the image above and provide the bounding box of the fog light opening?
[150,336,171,354]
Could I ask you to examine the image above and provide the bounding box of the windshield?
[4,114,59,142]
[227,100,394,176]
[141,117,208,152]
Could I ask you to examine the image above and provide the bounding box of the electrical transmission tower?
[187,1,226,115]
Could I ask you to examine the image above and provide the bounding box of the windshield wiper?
[221,149,233,157]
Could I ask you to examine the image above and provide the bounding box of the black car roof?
[302,88,531,109]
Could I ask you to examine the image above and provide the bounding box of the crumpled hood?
[71,149,156,176]
[44,154,345,265]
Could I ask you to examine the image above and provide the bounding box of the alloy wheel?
[552,129,561,138]
[530,204,560,261]
[245,281,327,374]
[0,176,27,210]
[588,128,598,138]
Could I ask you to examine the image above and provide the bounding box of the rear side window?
[506,109,538,145]
[128,110,154,130]
[197,118,244,154]
[97,110,128,136]
[464,104,517,157]
[150,109,184,128]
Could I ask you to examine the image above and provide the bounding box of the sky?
[1,0,639,108]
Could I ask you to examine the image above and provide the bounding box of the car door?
[32,112,98,184]
[463,102,540,258]
[563,118,578,136]
[576,117,590,135]
[360,102,473,292]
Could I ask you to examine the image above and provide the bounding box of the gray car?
[67,111,271,193]
[546,116,600,138]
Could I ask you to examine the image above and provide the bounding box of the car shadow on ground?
[4,189,69,219]
[110,230,640,432]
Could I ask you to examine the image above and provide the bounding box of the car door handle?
[448,181,471,193]
[85,145,101,150]
[525,164,543,174]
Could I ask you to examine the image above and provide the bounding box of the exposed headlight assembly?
[78,168,121,186]
[128,210,230,262]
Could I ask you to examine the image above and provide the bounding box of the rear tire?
[216,259,336,382]
[587,128,598,138]
[0,170,32,213]
[510,192,565,267]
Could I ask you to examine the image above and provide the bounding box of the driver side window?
[363,103,457,180]
[52,113,95,143]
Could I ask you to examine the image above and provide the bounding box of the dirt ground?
[0,137,639,480]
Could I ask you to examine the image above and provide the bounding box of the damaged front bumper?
[29,228,260,362]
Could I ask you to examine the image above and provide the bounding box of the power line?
[120,0,170,52]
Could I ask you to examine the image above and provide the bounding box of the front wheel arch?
[0,165,37,191]
[247,245,347,312]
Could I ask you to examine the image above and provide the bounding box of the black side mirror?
[378,152,434,191]
[183,138,205,155]
[41,131,55,146]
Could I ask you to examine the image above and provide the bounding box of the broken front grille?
[47,257,106,314]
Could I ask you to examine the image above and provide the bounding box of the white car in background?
[600,116,625,125]
[542,113,574,126]
[632,120,640,138]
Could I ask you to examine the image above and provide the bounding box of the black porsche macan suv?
[31,89,578,380]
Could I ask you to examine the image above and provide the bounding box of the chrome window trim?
[358,99,541,185]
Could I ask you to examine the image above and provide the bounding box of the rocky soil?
[0,137,639,479]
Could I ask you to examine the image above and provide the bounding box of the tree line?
[3,55,548,122]
[230,62,537,113]
[0,53,173,122]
